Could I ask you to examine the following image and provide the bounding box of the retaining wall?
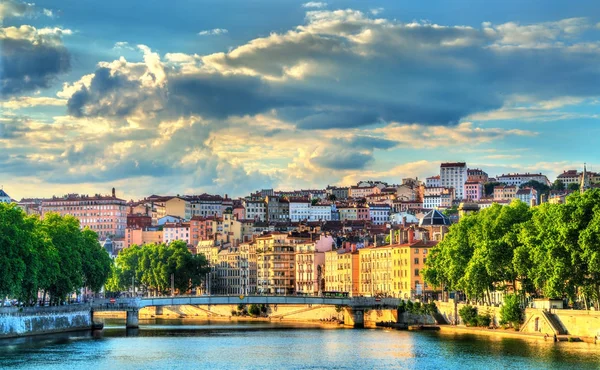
[0,306,92,338]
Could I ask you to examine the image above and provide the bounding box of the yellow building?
[324,249,359,296]
[359,245,394,297]
[239,241,257,294]
[165,197,189,219]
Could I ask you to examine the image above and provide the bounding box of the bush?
[476,313,491,327]
[260,304,267,313]
[248,304,261,316]
[459,305,478,326]
[237,303,246,311]
[231,310,237,316]
[413,302,422,314]
[398,301,406,315]
[425,302,438,315]
[406,300,414,313]
[499,294,523,328]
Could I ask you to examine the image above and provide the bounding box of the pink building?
[41,189,127,239]
[190,216,214,246]
[464,181,484,201]
[125,228,164,248]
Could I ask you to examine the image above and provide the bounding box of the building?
[289,197,310,222]
[186,194,225,218]
[496,173,551,187]
[190,216,214,245]
[464,181,484,202]
[309,202,332,221]
[243,199,267,221]
[440,162,467,199]
[266,195,290,222]
[295,235,334,295]
[16,198,43,215]
[326,186,349,200]
[163,222,191,245]
[324,247,360,296]
[41,189,127,239]
[359,245,394,297]
[515,188,537,206]
[556,170,580,187]
[368,204,391,225]
[467,168,488,183]
[493,185,518,201]
[256,233,304,295]
[127,214,153,229]
[0,189,11,203]
[425,175,441,187]
[125,228,163,248]
[422,195,441,210]
[349,185,380,199]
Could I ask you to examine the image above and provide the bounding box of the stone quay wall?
[0,305,92,339]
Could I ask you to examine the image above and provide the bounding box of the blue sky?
[1,0,599,200]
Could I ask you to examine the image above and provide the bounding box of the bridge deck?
[91,296,400,312]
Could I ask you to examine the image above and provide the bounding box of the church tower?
[580,163,591,193]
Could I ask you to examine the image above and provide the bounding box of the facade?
[359,246,393,297]
[295,241,329,295]
[266,196,290,222]
[464,181,484,201]
[256,233,299,295]
[368,203,391,225]
[289,198,311,222]
[125,228,163,248]
[41,190,127,239]
[349,186,380,199]
[556,170,580,187]
[190,216,214,245]
[440,162,467,200]
[516,188,537,206]
[496,173,551,187]
[493,185,518,201]
[165,197,189,220]
[164,222,191,245]
[327,186,349,200]
[0,189,11,203]
[16,198,43,215]
[244,199,267,221]
[309,203,332,221]
[324,248,359,296]
[422,195,441,209]
[425,175,441,187]
[186,194,224,218]
[467,168,489,183]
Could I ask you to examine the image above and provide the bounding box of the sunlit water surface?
[1,319,599,369]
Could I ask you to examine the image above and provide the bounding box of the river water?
[1,319,599,369]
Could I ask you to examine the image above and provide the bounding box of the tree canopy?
[0,203,112,305]
[106,240,209,296]
[424,189,600,309]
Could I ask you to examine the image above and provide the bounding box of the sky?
[1,0,599,201]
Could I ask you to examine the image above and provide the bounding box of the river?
[1,319,599,369]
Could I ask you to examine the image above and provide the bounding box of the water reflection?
[0,321,599,370]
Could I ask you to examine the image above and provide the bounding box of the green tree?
[458,305,478,326]
[248,304,261,316]
[499,294,523,328]
[552,179,565,191]
[484,182,502,197]
[568,183,580,192]
[80,229,113,293]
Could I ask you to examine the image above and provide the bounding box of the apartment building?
[440,162,467,199]
[496,173,551,187]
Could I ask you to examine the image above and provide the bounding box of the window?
[414,258,419,264]
[414,269,419,276]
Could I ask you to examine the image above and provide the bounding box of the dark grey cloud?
[0,35,70,97]
[311,150,373,170]
[343,135,397,150]
[0,118,30,139]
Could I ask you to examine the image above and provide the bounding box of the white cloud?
[0,96,67,109]
[113,41,135,50]
[302,2,327,9]
[198,28,228,36]
[370,8,384,15]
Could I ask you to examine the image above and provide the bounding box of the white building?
[425,176,441,187]
[423,195,441,209]
[368,204,391,225]
[496,173,551,187]
[289,198,311,222]
[440,162,467,199]
[163,222,191,245]
[515,188,537,206]
[0,189,11,203]
[309,204,332,221]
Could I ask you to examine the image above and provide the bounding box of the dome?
[419,209,451,227]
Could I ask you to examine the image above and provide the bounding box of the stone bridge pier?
[126,310,139,329]
[343,307,365,328]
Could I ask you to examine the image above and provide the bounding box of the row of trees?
[105,241,209,295]
[0,203,112,305]
[423,189,600,309]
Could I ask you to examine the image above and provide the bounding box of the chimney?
[112,187,116,198]
[408,228,414,244]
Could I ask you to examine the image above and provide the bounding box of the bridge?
[91,295,401,329]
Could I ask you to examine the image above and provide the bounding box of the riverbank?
[437,325,598,343]
[0,305,92,339]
